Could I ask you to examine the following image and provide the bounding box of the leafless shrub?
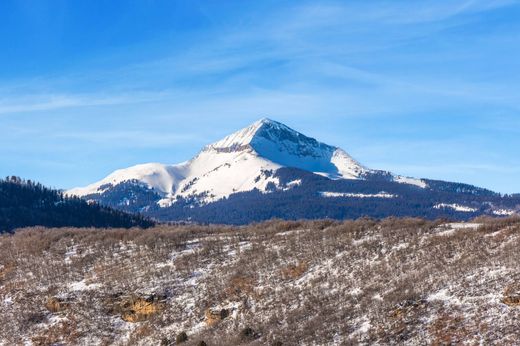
[2,218,520,344]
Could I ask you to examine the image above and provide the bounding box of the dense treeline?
[0,176,154,232]
[151,168,520,224]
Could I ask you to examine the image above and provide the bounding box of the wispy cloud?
[51,130,203,148]
[0,91,171,114]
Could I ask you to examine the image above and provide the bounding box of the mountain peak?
[201,118,368,179]
[257,117,276,125]
[255,117,288,129]
[206,118,323,153]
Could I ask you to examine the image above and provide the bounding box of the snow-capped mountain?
[68,118,425,205]
[68,118,519,223]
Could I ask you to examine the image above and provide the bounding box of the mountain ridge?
[67,118,519,223]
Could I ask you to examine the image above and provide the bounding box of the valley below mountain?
[2,217,520,345]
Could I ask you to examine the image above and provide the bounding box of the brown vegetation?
[1,217,520,345]
[225,275,257,299]
[280,261,308,280]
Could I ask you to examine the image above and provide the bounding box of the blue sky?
[1,0,519,193]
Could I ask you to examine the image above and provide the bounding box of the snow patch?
[68,280,101,292]
[492,209,515,216]
[320,191,397,198]
[427,289,461,305]
[434,203,478,212]
[394,175,427,188]
[350,287,363,296]
[284,179,302,189]
[351,318,371,336]
[434,222,481,236]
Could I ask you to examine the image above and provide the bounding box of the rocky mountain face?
[67,119,519,223]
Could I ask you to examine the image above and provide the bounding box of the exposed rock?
[205,308,229,326]
[502,285,520,307]
[176,331,188,343]
[45,297,70,313]
[239,326,259,341]
[120,296,164,322]
[104,293,166,322]
[502,295,520,306]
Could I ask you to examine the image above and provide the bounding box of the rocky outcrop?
[204,308,229,326]
[502,286,520,307]
[105,293,166,322]
[45,297,71,313]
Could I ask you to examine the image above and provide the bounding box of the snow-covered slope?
[67,162,189,197]
[67,118,426,206]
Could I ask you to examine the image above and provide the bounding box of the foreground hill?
[0,177,154,232]
[2,217,520,344]
[68,118,519,223]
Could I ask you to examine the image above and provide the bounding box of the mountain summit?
[205,118,368,180]
[68,118,518,223]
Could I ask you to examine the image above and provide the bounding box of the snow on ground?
[282,179,302,191]
[493,209,516,216]
[447,222,481,229]
[275,229,306,237]
[434,203,478,212]
[434,222,481,236]
[393,175,428,188]
[68,280,101,292]
[427,289,462,306]
[320,191,397,198]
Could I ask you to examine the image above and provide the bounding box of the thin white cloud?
[51,130,203,148]
[0,91,170,115]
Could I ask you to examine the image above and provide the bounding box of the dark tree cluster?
[0,176,154,233]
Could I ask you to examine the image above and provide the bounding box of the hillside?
[2,217,520,345]
[67,119,519,223]
[0,177,154,232]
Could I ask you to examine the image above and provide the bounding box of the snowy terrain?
[67,118,426,206]
[3,217,520,345]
